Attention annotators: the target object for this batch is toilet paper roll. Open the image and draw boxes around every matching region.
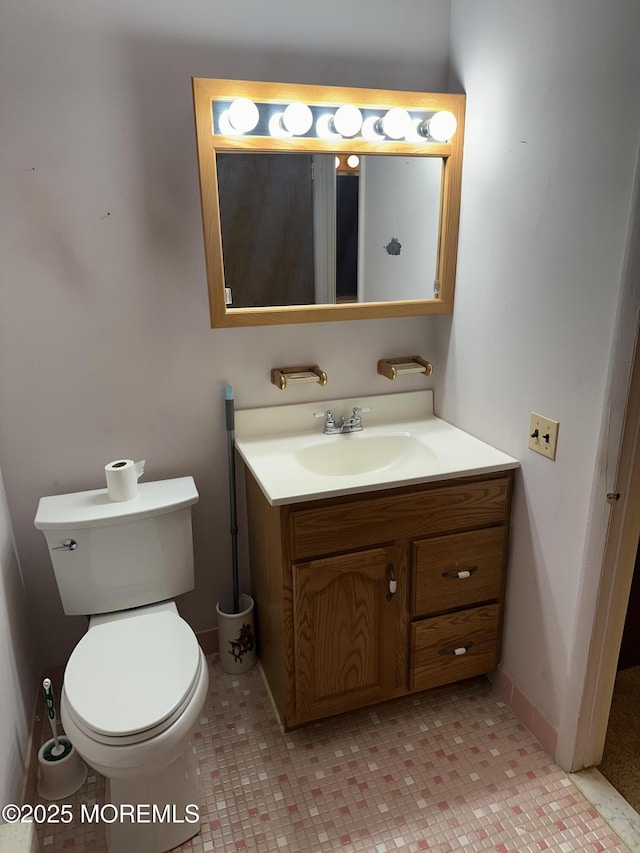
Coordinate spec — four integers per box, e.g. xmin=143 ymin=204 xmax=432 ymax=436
xmin=104 ymin=459 xmax=145 ymax=501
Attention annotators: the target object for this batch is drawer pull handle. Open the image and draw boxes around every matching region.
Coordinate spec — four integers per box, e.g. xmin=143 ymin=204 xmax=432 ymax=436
xmin=386 ymin=564 xmax=397 ymax=601
xmin=439 ymin=642 xmax=473 ymax=657
xmin=442 ymin=566 xmax=478 ymax=579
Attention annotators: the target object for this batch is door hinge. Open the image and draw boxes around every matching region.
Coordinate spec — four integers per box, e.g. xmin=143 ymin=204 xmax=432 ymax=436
xmin=606 ymin=491 xmax=621 ymax=504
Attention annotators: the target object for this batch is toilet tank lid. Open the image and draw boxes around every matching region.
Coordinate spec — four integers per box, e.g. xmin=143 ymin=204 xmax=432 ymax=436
xmin=34 ymin=476 xmax=199 ymax=530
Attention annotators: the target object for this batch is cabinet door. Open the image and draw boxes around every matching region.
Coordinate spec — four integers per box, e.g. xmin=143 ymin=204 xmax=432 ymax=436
xmin=293 ymin=546 xmax=405 ymax=723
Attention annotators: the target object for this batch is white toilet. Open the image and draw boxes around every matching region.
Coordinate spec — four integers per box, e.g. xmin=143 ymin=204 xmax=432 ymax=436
xmin=34 ymin=477 xmax=209 ymax=853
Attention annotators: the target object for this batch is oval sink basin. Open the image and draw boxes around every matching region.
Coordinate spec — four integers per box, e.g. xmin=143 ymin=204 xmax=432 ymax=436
xmin=294 ymin=433 xmax=436 ymax=477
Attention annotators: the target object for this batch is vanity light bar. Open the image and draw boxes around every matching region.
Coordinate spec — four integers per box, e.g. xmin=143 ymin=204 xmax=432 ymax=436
xmin=212 ymin=99 xmax=457 ymax=143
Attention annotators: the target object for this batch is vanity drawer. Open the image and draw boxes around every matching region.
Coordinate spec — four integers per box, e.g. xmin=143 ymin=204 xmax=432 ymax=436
xmin=290 ymin=476 xmax=511 ymax=560
xmin=411 ymin=604 xmax=500 ymax=691
xmin=411 ymin=527 xmax=506 ymax=617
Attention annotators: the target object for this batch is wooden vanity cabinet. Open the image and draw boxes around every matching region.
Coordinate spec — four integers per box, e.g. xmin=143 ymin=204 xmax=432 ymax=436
xmin=245 ymin=469 xmax=514 ymax=729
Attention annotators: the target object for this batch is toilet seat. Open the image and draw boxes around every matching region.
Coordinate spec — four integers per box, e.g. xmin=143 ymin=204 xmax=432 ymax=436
xmin=63 ymin=602 xmax=202 ymax=745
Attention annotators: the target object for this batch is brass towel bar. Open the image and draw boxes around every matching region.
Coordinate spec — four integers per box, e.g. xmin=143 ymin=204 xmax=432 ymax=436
xmin=377 ymin=356 xmax=433 ymax=380
xmin=271 ymin=365 xmax=328 ymax=390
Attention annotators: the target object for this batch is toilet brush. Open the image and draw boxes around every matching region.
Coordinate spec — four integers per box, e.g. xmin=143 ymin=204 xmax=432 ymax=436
xmin=42 ymin=679 xmax=67 ymax=758
xmin=38 ymin=679 xmax=87 ymax=799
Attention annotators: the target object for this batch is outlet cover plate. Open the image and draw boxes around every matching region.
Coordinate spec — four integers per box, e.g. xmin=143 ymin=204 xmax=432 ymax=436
xmin=529 ymin=412 xmax=559 ymax=460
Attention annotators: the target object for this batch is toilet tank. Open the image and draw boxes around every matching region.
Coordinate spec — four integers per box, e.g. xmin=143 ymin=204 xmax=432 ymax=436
xmin=34 ymin=477 xmax=199 ymax=616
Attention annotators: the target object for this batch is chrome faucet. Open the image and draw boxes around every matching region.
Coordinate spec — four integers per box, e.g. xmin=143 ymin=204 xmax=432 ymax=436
xmin=313 ymin=406 xmax=371 ymax=435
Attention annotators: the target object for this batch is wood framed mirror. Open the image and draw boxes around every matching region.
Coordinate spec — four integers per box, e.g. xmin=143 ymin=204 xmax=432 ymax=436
xmin=192 ymin=78 xmax=465 ymax=328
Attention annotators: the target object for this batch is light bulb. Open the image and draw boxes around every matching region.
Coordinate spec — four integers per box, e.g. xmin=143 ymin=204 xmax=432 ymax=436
xmin=362 ymin=116 xmax=384 ymax=141
xmin=225 ymin=98 xmax=259 ymax=134
xmin=377 ymin=107 xmax=411 ymax=140
xmin=281 ymin=102 xmax=313 ymax=135
xmin=346 ymin=155 xmax=360 ymax=169
xmin=421 ymin=110 xmax=457 ymax=142
xmin=268 ymin=112 xmax=289 ymax=137
xmin=405 ymin=118 xmax=424 ymax=143
xmin=332 ymin=104 xmax=363 ymax=137
xmin=316 ymin=114 xmax=341 ymax=139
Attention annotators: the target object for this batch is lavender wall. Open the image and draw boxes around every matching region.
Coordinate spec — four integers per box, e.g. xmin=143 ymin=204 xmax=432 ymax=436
xmin=0 ymin=0 xmax=451 ymax=665
xmin=443 ymin=0 xmax=640 ymax=756
xmin=0 ymin=468 xmax=37 ymax=805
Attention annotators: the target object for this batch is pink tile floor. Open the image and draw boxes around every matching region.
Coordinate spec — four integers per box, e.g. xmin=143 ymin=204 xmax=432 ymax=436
xmin=34 ymin=658 xmax=629 ymax=852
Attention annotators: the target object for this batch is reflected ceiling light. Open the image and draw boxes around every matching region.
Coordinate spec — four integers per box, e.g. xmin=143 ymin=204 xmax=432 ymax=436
xmin=221 ymin=98 xmax=259 ymax=134
xmin=375 ymin=107 xmax=411 ymax=140
xmin=419 ymin=110 xmax=457 ymax=142
xmin=331 ymin=104 xmax=363 ymax=138
xmin=346 ymin=155 xmax=360 ymax=169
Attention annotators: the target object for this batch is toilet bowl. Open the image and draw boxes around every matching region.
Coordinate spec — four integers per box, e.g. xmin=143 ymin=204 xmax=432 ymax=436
xmin=34 ymin=476 xmax=208 ymax=853
xmin=60 ymin=602 xmax=209 ymax=853
xmin=60 ymin=601 xmax=208 ymax=776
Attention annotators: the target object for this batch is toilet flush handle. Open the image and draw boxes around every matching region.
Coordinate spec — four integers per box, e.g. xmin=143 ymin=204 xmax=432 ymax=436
xmin=51 ymin=539 xmax=77 ymax=551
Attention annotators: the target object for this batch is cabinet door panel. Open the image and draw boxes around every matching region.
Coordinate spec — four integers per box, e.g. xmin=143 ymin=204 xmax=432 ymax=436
xmin=412 ymin=527 xmax=506 ymax=617
xmin=293 ymin=547 xmax=404 ymax=723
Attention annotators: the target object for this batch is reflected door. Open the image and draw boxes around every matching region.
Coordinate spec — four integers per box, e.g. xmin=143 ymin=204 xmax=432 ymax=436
xmin=216 ymin=153 xmax=316 ymax=308
xmin=358 ymin=157 xmax=443 ymax=302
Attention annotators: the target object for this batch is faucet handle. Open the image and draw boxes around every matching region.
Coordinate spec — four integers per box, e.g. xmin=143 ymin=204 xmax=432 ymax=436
xmin=313 ymin=409 xmax=336 ymax=427
xmin=313 ymin=409 xmax=339 ymax=433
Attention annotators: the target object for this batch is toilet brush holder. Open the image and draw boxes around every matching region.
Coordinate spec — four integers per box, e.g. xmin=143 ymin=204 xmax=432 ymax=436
xmin=216 ymin=594 xmax=256 ymax=674
xmin=37 ymin=737 xmax=87 ymax=801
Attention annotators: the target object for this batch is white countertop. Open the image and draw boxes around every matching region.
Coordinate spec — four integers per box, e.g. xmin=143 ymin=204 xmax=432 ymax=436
xmin=234 ymin=390 xmax=519 ymax=506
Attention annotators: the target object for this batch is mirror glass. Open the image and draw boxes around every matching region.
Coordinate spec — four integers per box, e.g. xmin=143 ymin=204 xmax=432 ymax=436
xmin=192 ymin=78 xmax=465 ymax=327
xmin=216 ymin=152 xmax=443 ymax=309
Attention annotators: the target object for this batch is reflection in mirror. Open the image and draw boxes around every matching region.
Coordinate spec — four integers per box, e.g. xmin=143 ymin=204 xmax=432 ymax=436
xmin=216 ymin=153 xmax=443 ymax=309
xmin=216 ymin=153 xmax=315 ymax=308
xmin=192 ymin=78 xmax=466 ymax=327
xmin=357 ymin=156 xmax=442 ymax=304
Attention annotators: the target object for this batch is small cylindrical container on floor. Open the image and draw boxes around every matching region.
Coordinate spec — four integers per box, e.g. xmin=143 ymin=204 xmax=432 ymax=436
xmin=216 ymin=594 xmax=256 ymax=674
xmin=37 ymin=737 xmax=87 ymax=801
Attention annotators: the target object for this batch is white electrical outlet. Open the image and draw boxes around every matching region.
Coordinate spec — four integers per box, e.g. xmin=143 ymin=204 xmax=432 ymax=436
xmin=529 ymin=412 xmax=559 ymax=460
